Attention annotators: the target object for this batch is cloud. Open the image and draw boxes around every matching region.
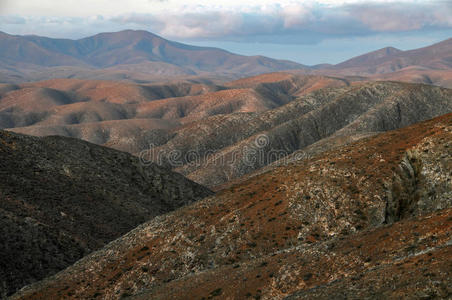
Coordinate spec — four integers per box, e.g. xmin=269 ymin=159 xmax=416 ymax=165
xmin=107 ymin=1 xmax=452 ymax=42
xmin=0 ymin=1 xmax=450 ymax=44
xmin=347 ymin=1 xmax=452 ymax=32
xmin=109 ymin=3 xmax=346 ymax=41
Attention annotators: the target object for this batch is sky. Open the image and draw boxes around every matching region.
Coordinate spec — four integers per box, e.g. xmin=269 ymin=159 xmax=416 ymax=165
xmin=0 ymin=0 xmax=451 ymax=65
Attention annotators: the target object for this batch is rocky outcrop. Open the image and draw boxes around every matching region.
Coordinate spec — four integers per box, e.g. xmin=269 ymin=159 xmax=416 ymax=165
xmin=385 ymin=132 xmax=452 ymax=223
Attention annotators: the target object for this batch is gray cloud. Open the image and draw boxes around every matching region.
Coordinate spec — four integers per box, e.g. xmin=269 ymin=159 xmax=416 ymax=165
xmin=107 ymin=1 xmax=451 ymax=43
xmin=347 ymin=2 xmax=452 ymax=32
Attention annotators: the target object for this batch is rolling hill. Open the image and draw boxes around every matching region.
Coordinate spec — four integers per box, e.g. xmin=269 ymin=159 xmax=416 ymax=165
xmin=368 ymin=67 xmax=452 ymax=89
xmin=1 ymin=31 xmax=451 ymax=300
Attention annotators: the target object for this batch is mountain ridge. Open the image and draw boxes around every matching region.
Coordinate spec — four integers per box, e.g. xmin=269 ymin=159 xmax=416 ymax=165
xmin=1 ymin=31 xmax=451 ymax=84
xmin=0 ymin=30 xmax=305 ymax=82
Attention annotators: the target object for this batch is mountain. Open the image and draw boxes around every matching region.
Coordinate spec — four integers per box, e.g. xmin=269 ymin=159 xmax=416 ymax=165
xmin=4 ymin=78 xmax=451 ymax=189
xmin=0 ymin=30 xmax=305 ymax=83
xmin=1 ymin=33 xmax=451 ymax=299
xmin=146 ymin=81 xmax=452 ymax=188
xmin=328 ymin=38 xmax=452 ymax=75
xmin=1 ymin=33 xmax=451 ymax=86
xmin=333 ymin=46 xmax=403 ymax=70
xmin=2 ymin=32 xmax=451 ymax=88
xmin=12 ymin=112 xmax=452 ymax=299
xmin=0 ymin=130 xmax=212 ymax=297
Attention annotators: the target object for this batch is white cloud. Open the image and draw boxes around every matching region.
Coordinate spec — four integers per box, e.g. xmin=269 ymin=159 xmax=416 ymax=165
xmin=281 ymin=3 xmax=315 ymax=29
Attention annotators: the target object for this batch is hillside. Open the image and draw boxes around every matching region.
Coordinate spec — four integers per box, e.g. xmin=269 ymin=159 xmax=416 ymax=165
xmin=5 ymin=80 xmax=452 ymax=189
xmin=149 ymin=81 xmax=452 ymax=188
xmin=0 ymin=130 xmax=212 ymax=297
xmin=0 ymin=30 xmax=304 ymax=83
xmin=12 ymin=112 xmax=452 ymax=299
xmin=3 ymin=74 xmax=349 ymax=154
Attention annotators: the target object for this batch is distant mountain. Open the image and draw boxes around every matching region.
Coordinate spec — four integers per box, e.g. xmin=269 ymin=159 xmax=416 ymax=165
xmin=0 ymin=130 xmax=212 ymax=297
xmin=1 ymin=32 xmax=451 ymax=85
xmin=329 ymin=38 xmax=452 ymax=75
xmin=12 ymin=112 xmax=452 ymax=300
xmin=0 ymin=30 xmax=305 ymax=83
xmin=334 ymin=46 xmax=403 ymax=69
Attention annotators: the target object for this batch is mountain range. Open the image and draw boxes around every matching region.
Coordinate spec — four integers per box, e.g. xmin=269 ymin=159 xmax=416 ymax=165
xmin=0 ymin=30 xmax=451 ymax=85
xmin=0 ymin=74 xmax=348 ymax=153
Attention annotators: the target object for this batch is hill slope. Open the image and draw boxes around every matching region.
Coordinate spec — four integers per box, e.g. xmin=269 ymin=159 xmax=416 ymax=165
xmin=0 ymin=130 xmax=212 ymax=297
xmin=6 ymin=80 xmax=452 ymax=189
xmin=12 ymin=113 xmax=452 ymax=299
xmin=3 ymin=74 xmax=348 ymax=154
xmin=148 ymin=81 xmax=452 ymax=188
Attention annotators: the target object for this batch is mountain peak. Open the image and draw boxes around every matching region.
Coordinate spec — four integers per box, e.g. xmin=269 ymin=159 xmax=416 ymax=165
xmin=80 ymin=29 xmax=166 ymax=45
xmin=89 ymin=29 xmax=162 ymax=39
xmin=379 ymin=46 xmax=402 ymax=54
xmin=335 ymin=46 xmax=403 ymax=68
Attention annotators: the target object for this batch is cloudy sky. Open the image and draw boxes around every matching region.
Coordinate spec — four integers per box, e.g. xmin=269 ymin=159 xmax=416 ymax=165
xmin=0 ymin=0 xmax=451 ymax=64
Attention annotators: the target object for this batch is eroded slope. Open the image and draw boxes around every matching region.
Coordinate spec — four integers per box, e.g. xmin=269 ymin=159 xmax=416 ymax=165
xmin=151 ymin=82 xmax=452 ymax=188
xmin=4 ymin=74 xmax=347 ymax=155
